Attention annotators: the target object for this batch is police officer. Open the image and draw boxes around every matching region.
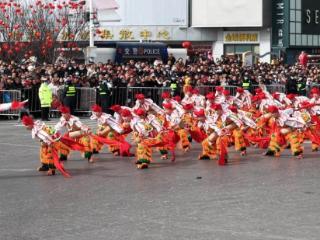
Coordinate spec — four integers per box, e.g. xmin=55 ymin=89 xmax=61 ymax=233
xmin=62 ymin=77 xmax=76 ymax=115
xmin=97 ymin=74 xmax=112 ymax=113
xmin=38 ymin=76 xmax=52 ymax=121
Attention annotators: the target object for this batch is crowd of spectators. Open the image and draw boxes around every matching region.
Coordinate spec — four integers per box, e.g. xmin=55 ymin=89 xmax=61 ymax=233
xmin=0 ymin=52 xmax=319 ymax=94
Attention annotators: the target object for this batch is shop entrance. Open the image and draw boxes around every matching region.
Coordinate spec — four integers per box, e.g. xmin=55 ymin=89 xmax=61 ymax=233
xmin=224 ymin=44 xmax=259 ymax=61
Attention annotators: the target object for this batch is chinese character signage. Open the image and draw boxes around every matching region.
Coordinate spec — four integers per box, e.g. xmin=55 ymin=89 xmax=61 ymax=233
xmin=223 ymin=32 xmax=260 ymax=44
xmin=115 ymin=42 xmax=168 ymax=63
xmin=119 ymin=29 xmax=134 ymax=40
xmin=272 ymin=0 xmax=289 ymax=48
xmin=95 ymin=27 xmax=173 ymax=41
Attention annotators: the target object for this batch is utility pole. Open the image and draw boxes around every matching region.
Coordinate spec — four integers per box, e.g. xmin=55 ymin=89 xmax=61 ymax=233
xmin=89 ymin=0 xmax=94 ymax=47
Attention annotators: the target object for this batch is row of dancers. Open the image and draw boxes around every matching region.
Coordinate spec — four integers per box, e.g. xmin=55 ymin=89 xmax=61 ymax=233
xmin=6 ymin=85 xmax=320 ymax=177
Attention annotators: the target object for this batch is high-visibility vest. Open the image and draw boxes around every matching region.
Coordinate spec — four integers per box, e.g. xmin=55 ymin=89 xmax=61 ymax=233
xmin=242 ymin=81 xmax=250 ymax=89
xmin=297 ymin=83 xmax=302 ymax=90
xmin=98 ymin=85 xmax=107 ymax=95
xmin=38 ymin=83 xmax=52 ymax=107
xmin=170 ymin=83 xmax=177 ymax=90
xmin=66 ymin=86 xmax=76 ymax=97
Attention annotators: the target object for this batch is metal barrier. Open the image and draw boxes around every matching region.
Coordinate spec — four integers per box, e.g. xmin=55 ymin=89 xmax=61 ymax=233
xmin=110 ymin=87 xmax=127 ymax=106
xmin=252 ymin=84 xmax=286 ymax=94
xmin=0 ymin=90 xmax=21 ymax=118
xmin=75 ymin=87 xmax=96 ymax=113
xmin=198 ymin=85 xmax=287 ymax=96
xmin=197 ymin=85 xmax=240 ymax=96
xmin=21 ymin=88 xmax=41 ymax=114
xmin=0 ymin=85 xmax=290 ymax=118
xmin=126 ymin=87 xmax=171 ymax=106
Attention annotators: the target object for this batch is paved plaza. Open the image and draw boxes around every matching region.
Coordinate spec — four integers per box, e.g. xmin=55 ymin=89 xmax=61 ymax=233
xmin=0 ymin=119 xmax=319 ymax=240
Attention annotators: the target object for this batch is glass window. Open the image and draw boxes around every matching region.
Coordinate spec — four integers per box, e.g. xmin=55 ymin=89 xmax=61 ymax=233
xmin=235 ymin=45 xmax=252 ymax=54
xmin=253 ymin=45 xmax=260 ymax=54
xmin=302 ymin=34 xmax=307 ymax=45
xmin=290 ymin=10 xmax=295 ymax=21
xmin=296 ymin=34 xmax=302 ymax=45
xmin=290 ymin=22 xmax=296 ymax=33
xmin=290 ymin=0 xmax=295 ymax=9
xmin=296 ymin=11 xmax=301 ymax=22
xmin=308 ymin=35 xmax=313 ymax=46
xmin=224 ymin=45 xmax=235 ymax=55
xmin=296 ymin=23 xmax=301 ymax=33
xmin=296 ymin=0 xmax=301 ymax=10
xmin=313 ymin=35 xmax=318 ymax=46
xmin=290 ymin=34 xmax=296 ymax=45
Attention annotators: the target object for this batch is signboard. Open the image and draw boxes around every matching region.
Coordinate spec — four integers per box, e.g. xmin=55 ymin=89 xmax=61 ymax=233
xmin=302 ymin=0 xmax=320 ymax=34
xmin=272 ymin=0 xmax=289 ymax=48
xmin=95 ymin=26 xmax=216 ymax=41
xmin=223 ymin=32 xmax=260 ymax=44
xmin=115 ymin=42 xmax=168 ymax=63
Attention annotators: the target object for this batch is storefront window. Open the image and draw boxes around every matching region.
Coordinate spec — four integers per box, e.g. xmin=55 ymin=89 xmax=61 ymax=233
xmin=224 ymin=44 xmax=259 ymax=55
xmin=225 ymin=45 xmax=235 ymax=55
xmin=253 ymin=45 xmax=260 ymax=54
xmin=235 ymin=45 xmax=252 ymax=54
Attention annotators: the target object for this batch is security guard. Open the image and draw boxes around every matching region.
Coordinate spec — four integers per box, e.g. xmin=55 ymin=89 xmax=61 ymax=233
xmin=296 ymin=76 xmax=306 ymax=96
xmin=242 ymin=75 xmax=251 ymax=91
xmin=38 ymin=76 xmax=52 ymax=121
xmin=62 ymin=78 xmax=77 ymax=115
xmin=170 ymin=75 xmax=179 ymax=97
xmin=97 ymin=74 xmax=112 ymax=113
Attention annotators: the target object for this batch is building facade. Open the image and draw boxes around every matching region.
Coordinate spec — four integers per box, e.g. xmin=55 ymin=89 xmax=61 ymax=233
xmin=272 ymin=0 xmax=320 ymax=64
xmin=94 ymin=0 xmax=273 ymax=62
xmin=191 ymin=0 xmax=272 ymax=62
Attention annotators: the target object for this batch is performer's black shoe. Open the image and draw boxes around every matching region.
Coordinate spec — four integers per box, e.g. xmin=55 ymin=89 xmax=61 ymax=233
xmin=59 ymin=155 xmax=68 ymax=161
xmin=93 ymin=149 xmax=100 ymax=154
xmin=37 ymin=165 xmax=49 ymax=172
xmin=198 ymin=155 xmax=210 ymax=160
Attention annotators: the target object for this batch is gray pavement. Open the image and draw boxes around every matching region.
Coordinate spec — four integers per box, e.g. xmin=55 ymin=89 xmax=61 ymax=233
xmin=0 ymin=119 xmax=320 ymax=240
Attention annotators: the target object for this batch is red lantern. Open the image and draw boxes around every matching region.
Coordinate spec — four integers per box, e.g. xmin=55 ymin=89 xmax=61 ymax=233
xmin=182 ymin=41 xmax=192 ymax=49
xmin=8 ymin=49 xmax=13 ymax=55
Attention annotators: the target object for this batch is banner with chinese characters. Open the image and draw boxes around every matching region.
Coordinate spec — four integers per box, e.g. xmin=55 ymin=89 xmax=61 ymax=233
xmin=223 ymin=31 xmax=260 ymax=44
xmin=94 ymin=26 xmax=215 ymax=41
xmin=95 ymin=27 xmax=172 ymax=41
